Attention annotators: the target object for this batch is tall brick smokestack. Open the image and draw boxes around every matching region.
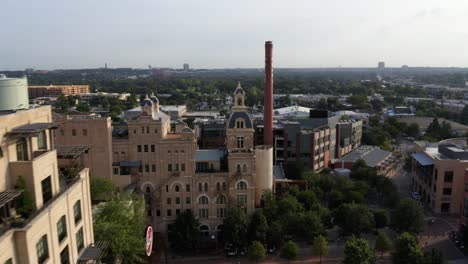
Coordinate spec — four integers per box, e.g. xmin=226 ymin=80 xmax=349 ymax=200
xmin=264 ymin=41 xmax=274 ymax=146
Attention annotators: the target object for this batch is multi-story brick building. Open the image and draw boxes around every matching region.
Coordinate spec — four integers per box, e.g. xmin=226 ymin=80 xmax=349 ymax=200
xmin=0 ymin=105 xmax=94 ymax=264
xmin=29 ymin=85 xmax=90 ymax=98
xmin=110 ymin=85 xmax=273 ymax=236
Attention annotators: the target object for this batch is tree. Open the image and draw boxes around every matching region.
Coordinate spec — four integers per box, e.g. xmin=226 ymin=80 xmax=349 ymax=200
xmin=169 ymin=210 xmax=200 ymax=251
xmin=375 ymin=232 xmax=392 ymax=258
xmin=16 ymin=176 xmax=34 ymax=216
xmin=421 ymin=248 xmax=446 ymax=264
xmin=281 ymin=240 xmax=298 ymax=261
xmin=405 ymin=123 xmax=420 ymax=138
xmin=391 ymin=232 xmax=423 ymax=264
xmin=223 ymin=208 xmax=248 ymax=247
xmin=248 ymin=241 xmax=266 ymax=262
xmin=343 ymin=236 xmax=375 ymax=264
xmin=267 ymin=220 xmax=284 ymax=248
xmin=94 ymin=195 xmax=146 ymax=263
xmin=302 ymin=211 xmax=325 ymax=242
xmin=312 ymin=235 xmax=328 ymax=264
xmin=76 ymin=103 xmax=90 ymax=112
xmin=333 ymin=203 xmax=374 ymax=235
xmin=394 ymin=199 xmax=424 ymax=233
xmin=373 ymin=210 xmax=388 ymax=228
xmin=248 ymin=210 xmax=269 ymax=243
xmin=90 ymin=177 xmax=115 ymax=202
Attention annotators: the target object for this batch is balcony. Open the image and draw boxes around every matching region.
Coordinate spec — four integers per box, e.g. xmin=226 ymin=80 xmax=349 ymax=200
xmin=9 ymin=149 xmax=57 ymax=178
xmin=0 ymin=169 xmax=83 ymax=237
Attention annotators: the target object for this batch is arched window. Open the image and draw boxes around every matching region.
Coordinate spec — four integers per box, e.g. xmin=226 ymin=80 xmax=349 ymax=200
xmin=237 ymin=181 xmax=247 ymax=190
xmin=204 ymin=183 xmax=209 ymax=192
xmin=242 ymin=164 xmax=247 ymax=172
xmin=175 ymin=185 xmax=180 ymax=192
xmin=237 ymin=97 xmax=242 ymax=106
xmin=200 ymin=225 xmax=209 ymax=237
xmin=216 ymin=182 xmax=221 ymax=192
xmin=145 ymin=186 xmax=151 ymax=193
xmin=236 ymin=164 xmax=241 ymax=173
xmin=199 ymin=196 xmax=209 ymax=205
xmin=198 ymin=183 xmax=202 ymax=192
xmin=222 ymin=182 xmax=227 ymax=191
xmin=216 ymin=195 xmax=226 ymax=204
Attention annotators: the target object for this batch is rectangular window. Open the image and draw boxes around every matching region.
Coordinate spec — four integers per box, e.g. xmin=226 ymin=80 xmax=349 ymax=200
xmin=60 ymin=245 xmax=69 ymax=264
xmin=199 ymin=208 xmax=209 ymax=218
xmin=155 ymin=129 xmax=158 ymax=134
xmin=137 ymin=145 xmax=142 ymax=152
xmin=176 ymin=209 xmax=180 ymax=215
xmin=152 ymin=165 xmax=156 ymax=172
xmin=57 ymin=215 xmax=67 ymax=243
xmin=147 ymin=210 xmax=152 ymax=217
xmin=151 ymin=145 xmax=155 ymax=152
xmin=237 ymin=136 xmax=244 ymax=148
xmin=168 ymin=164 xmax=172 ymax=172
xmin=145 ymin=164 xmax=149 ymax=172
xmin=186 ymin=184 xmax=190 ymax=192
xmin=113 ymin=167 xmax=119 ymax=175
xmin=186 ymin=197 xmax=191 ymax=204
xmin=141 ymin=126 xmax=145 ymax=134
xmin=36 ymin=235 xmax=49 ymax=264
xmin=83 ymin=129 xmax=87 ymax=136
xmin=16 ymin=138 xmax=28 ymax=161
xmin=444 ymin=171 xmax=454 ymax=182
xmin=72 ymin=129 xmax=76 ymax=136
xmin=146 ymin=126 xmax=149 ymax=134
xmin=76 ymin=228 xmax=84 ymax=253
xmin=156 ymin=209 xmax=161 ymax=216
xmin=74 ymin=200 xmax=82 ymax=225
xmin=167 ymin=198 xmax=171 ymax=205
xmin=167 ymin=209 xmax=172 ymax=217
xmin=38 ymin=131 xmax=47 ymax=150
xmin=175 ymin=164 xmax=179 ymax=171
xmin=237 ymin=194 xmax=247 ymax=206
xmin=144 ymin=145 xmax=148 ymax=152
xmin=443 ymin=188 xmax=452 ymax=195
xmin=133 ymin=129 xmax=137 ymax=134
xmin=41 ymin=176 xmax=52 ymax=204
xmin=181 ymin=163 xmax=185 ymax=172
xmin=60 ymin=129 xmax=65 ymax=136
xmin=217 ymin=208 xmax=225 ymax=218
xmin=175 ymin=197 xmax=180 ymax=204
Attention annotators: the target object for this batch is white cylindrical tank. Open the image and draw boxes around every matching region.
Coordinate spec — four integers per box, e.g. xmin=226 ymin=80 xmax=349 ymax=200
xmin=334 ymin=168 xmax=351 ymax=177
xmin=255 ymin=145 xmax=273 ymax=206
xmin=0 ymin=75 xmax=29 ymax=111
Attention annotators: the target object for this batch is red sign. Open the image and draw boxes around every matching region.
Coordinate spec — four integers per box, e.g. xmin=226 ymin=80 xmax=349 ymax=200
xmin=146 ymin=226 xmax=153 ymax=256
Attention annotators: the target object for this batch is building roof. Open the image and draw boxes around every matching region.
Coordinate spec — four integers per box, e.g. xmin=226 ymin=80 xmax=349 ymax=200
xmin=56 ymin=145 xmax=91 ymax=159
xmin=160 ymin=105 xmax=186 ymax=112
xmin=195 ymin=149 xmax=225 ymax=161
xmin=339 ymin=145 xmax=392 ymax=167
xmin=274 ymin=105 xmax=311 ymax=117
xmin=0 ymin=189 xmax=23 ymax=208
xmin=228 ymin=111 xmax=253 ymax=129
xmin=5 ymin=122 xmax=57 ymax=137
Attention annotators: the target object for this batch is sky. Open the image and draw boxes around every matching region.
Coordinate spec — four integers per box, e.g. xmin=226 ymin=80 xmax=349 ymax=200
xmin=1 ymin=0 xmax=468 ymax=70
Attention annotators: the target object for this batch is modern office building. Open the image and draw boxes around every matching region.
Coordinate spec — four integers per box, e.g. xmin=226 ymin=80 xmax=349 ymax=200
xmin=0 ymin=76 xmax=94 ymax=264
xmin=29 ymin=85 xmax=90 ymax=98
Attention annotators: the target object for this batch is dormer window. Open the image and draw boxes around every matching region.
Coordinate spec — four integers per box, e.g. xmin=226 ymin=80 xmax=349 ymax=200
xmin=236 ymin=118 xmax=245 ymax=129
xmin=237 ymin=97 xmax=243 ymax=106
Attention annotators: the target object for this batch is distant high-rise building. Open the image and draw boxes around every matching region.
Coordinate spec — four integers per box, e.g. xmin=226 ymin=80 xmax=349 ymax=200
xmin=183 ymin=63 xmax=189 ymax=71
xmin=378 ymin=61 xmax=385 ymax=71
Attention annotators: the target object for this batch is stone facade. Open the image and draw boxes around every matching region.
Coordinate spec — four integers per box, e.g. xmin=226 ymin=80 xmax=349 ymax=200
xmin=0 ymin=106 xmax=94 ymax=264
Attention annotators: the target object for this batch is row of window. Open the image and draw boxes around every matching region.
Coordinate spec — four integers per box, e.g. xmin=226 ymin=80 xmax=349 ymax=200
xmin=36 ymin=200 xmax=82 ymax=264
xmin=145 ymin=181 xmax=247 ymax=195
xmin=136 ymin=144 xmax=186 ymax=154
xmin=60 ymin=129 xmax=87 ymax=137
xmin=16 ymin=132 xmax=48 ymax=161
xmin=164 ymin=195 xmax=228 ymax=206
xmin=153 ymin=203 xmax=242 ymax=219
xmin=133 ymin=126 xmax=158 ymax=135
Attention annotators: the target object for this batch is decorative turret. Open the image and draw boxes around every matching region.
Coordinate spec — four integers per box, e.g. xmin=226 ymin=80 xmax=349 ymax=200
xmin=140 ymin=94 xmax=154 ymax=115
xmin=149 ymin=92 xmax=160 ymax=113
xmin=232 ymin=82 xmax=247 ymax=111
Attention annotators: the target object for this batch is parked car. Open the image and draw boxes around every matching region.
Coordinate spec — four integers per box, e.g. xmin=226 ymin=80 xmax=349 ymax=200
xmin=224 ymin=243 xmax=237 ymax=257
xmin=266 ymin=244 xmax=277 ymax=254
xmin=411 ymin=192 xmax=421 ymax=200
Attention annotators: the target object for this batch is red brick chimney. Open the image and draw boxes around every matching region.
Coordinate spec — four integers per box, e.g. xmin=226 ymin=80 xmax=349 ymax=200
xmin=264 ymin=41 xmax=274 ymax=146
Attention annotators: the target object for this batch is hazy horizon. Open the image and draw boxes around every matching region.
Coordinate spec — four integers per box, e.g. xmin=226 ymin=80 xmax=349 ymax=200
xmin=2 ymin=0 xmax=468 ymax=71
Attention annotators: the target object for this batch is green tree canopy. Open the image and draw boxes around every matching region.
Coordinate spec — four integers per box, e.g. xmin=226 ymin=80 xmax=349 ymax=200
xmin=90 ymin=177 xmax=115 ymax=202
xmin=281 ymin=240 xmax=299 ymax=261
xmin=312 ymin=235 xmax=328 ymax=264
xmin=223 ymin=208 xmax=248 ymax=247
xmin=94 ymin=196 xmax=146 ymax=263
xmin=391 ymin=232 xmax=423 ymax=264
xmin=343 ymin=236 xmax=375 ymax=264
xmin=169 ymin=210 xmax=200 ymax=251
xmin=394 ymin=199 xmax=424 ymax=233
xmin=248 ymin=210 xmax=269 ymax=243
xmin=248 ymin=241 xmax=266 ymax=262
xmin=333 ymin=203 xmax=374 ymax=236
xmin=375 ymin=232 xmax=392 ymax=258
